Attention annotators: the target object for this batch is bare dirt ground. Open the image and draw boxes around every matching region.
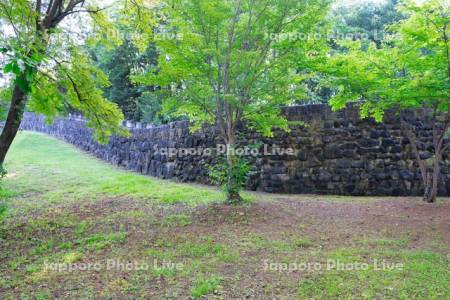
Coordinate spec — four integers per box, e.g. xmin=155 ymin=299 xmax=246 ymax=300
xmin=2 ymin=193 xmax=448 ymax=299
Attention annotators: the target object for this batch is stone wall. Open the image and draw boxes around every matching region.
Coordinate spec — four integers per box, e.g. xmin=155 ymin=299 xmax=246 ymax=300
xmin=20 ymin=105 xmax=450 ymax=196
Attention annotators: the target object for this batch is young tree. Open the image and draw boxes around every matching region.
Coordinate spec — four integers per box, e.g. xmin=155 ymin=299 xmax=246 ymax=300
xmin=134 ymin=0 xmax=330 ymax=203
xmin=324 ymin=1 xmax=449 ymax=202
xmin=0 ymin=0 xmax=127 ymax=167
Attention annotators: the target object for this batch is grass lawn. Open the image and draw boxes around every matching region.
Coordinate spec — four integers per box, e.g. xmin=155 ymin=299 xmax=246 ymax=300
xmin=0 ymin=131 xmax=449 ymax=299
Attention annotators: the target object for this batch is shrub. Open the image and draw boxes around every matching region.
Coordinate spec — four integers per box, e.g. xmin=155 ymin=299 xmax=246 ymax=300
xmin=208 ymin=156 xmax=250 ymax=198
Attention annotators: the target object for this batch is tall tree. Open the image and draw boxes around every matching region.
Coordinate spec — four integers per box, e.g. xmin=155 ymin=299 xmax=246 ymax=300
xmin=134 ymin=0 xmax=330 ymax=203
xmin=324 ymin=0 xmax=450 ymax=202
xmin=89 ymin=38 xmax=167 ymax=123
xmin=0 ymin=0 xmax=127 ymax=167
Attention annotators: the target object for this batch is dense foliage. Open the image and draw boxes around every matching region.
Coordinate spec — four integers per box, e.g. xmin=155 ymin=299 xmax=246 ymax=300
xmin=296 ymin=0 xmax=405 ymax=105
xmin=324 ymin=0 xmax=449 ymax=202
xmin=331 ymin=0 xmax=403 ymax=47
xmin=89 ymin=38 xmax=171 ymax=124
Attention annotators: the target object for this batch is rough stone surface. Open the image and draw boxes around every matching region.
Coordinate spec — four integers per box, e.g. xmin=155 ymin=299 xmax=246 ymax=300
xmin=19 ymin=104 xmax=450 ymax=196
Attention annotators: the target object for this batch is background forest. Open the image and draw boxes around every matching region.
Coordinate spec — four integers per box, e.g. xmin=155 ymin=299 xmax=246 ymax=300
xmin=0 ymin=0 xmax=402 ymax=124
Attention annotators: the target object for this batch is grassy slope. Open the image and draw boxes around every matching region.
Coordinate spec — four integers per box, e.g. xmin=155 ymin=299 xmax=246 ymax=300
xmin=2 ymin=132 xmax=226 ymax=210
xmin=0 ymin=132 xmax=448 ymax=299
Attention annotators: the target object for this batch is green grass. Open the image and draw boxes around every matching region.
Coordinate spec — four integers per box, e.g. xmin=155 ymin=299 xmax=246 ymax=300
xmin=190 ymin=274 xmax=221 ymax=298
xmin=147 ymin=235 xmax=240 ymax=264
xmin=1 ymin=132 xmax=225 ymax=208
xmin=161 ymin=213 xmax=192 ymax=227
xmin=0 ymin=187 xmax=15 ymax=199
xmin=361 ymin=237 xmax=409 ymax=247
xmin=0 ymin=200 xmax=7 ymax=221
xmin=75 ymin=232 xmax=127 ymax=251
xmin=292 ymin=237 xmax=314 ymax=248
xmin=298 ymin=249 xmax=450 ymax=299
xmin=0 ymin=131 xmax=448 ymax=299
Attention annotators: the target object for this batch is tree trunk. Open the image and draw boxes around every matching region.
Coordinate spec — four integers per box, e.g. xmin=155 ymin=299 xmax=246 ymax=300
xmin=401 ymin=117 xmax=445 ymax=204
xmin=423 ymin=158 xmax=440 ymax=203
xmin=0 ymin=85 xmax=28 ymax=166
xmin=225 ymin=135 xmax=243 ymax=205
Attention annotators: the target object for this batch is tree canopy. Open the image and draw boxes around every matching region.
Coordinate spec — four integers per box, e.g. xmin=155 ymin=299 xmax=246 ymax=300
xmin=132 ymin=0 xmax=330 ymax=202
xmin=324 ymin=0 xmax=449 ymax=202
xmin=331 ymin=0 xmax=403 ymax=47
xmin=0 ymin=0 xmax=127 ymax=143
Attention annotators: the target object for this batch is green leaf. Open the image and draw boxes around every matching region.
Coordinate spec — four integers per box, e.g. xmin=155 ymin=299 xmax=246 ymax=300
xmin=15 ymin=76 xmax=31 ymax=93
xmin=25 ymin=68 xmax=34 ymax=82
xmin=3 ymin=62 xmax=13 ymax=73
xmin=3 ymin=61 xmax=21 ymax=75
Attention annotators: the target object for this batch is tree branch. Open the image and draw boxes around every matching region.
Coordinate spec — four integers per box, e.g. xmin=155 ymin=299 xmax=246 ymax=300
xmin=0 ymin=2 xmax=20 ymax=37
